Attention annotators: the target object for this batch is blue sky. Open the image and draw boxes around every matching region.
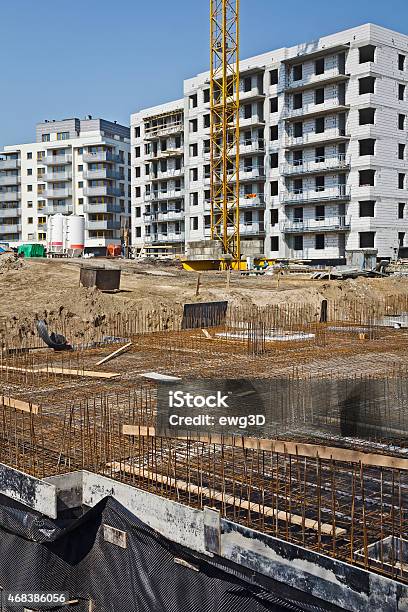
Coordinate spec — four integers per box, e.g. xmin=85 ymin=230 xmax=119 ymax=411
xmin=1 ymin=0 xmax=408 ymax=148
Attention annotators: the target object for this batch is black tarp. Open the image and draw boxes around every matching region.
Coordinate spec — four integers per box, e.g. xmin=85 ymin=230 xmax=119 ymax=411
xmin=0 ymin=493 xmax=338 ymax=612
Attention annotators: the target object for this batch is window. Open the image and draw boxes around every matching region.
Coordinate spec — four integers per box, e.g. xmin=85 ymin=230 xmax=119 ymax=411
xmin=293 ymin=93 xmax=302 ymax=109
xmin=190 ymin=216 xmax=199 ymax=231
xmin=270 ymin=125 xmax=278 ymax=140
xmin=145 ymin=164 xmax=149 ymax=175
xmin=315 ymin=205 xmax=325 ymax=220
xmin=190 ymin=168 xmax=198 ymax=181
xmin=270 ymin=69 xmax=278 ymax=85
xmin=270 ymin=209 xmax=278 ymax=225
xmin=189 ymin=119 xmax=198 ymax=132
xmin=78 ymin=164 xmax=83 ymax=171
xmin=27 ymin=168 xmax=32 ymax=176
xmin=270 ymin=97 xmax=278 ymax=113
xmin=294 ymin=179 xmax=303 ymax=193
xmin=135 ymin=186 xmax=141 ymax=198
xmin=293 ymin=150 xmax=303 ymax=165
xmin=293 ymin=64 xmax=302 ymax=81
xmin=270 ymin=236 xmax=279 ymax=251
xmin=359 ymin=45 xmax=376 ymax=63
xmin=78 ymin=181 xmax=83 ymax=188
xmin=399 ymin=54 xmax=406 ymax=71
xmin=203 ymin=89 xmax=210 ymax=103
xmin=203 ymin=114 xmax=210 ymax=128
xmin=359 ymin=201 xmax=375 ymax=217
xmin=244 ymin=76 xmax=252 ymax=92
xmin=42 ymin=134 xmax=50 ymax=142
xmin=244 ymin=211 xmax=253 ymax=224
xmin=315 ymin=58 xmax=325 ymax=75
xmin=399 ymin=232 xmax=405 ymax=246
xmin=359 ymin=77 xmax=375 ymax=95
xmin=270 ymin=181 xmax=278 ymax=196
xmin=27 ymin=152 xmax=32 ymax=159
xmin=315 ymin=176 xmax=325 ymax=191
xmin=294 ymin=122 xmax=303 ymax=137
xmin=315 ymin=234 xmax=325 ymax=249
xmin=27 ymin=217 xmax=33 ymax=224
xmin=135 ymin=167 xmax=141 ymax=178
xmin=190 ymin=192 xmax=199 ymax=206
xmin=135 ymin=146 xmax=141 ymax=158
xmin=359 ymin=170 xmax=375 ymax=186
xmin=399 ymin=144 xmax=406 ymax=160
xmin=315 ymin=117 xmax=325 ymax=133
xmin=399 ymin=173 xmax=406 ymax=189
xmin=359 ymin=139 xmax=375 ymax=156
xmin=27 ymin=201 xmax=33 ymax=208
xmin=315 ymin=88 xmax=324 ymax=105
xmin=134 ymin=126 xmax=141 ymax=138
xmin=244 ymin=104 xmax=252 ymax=119
xmin=135 ymin=206 xmax=141 ymax=218
xmin=359 ymin=231 xmax=375 ymax=248
xmin=270 ymin=153 xmax=278 ymax=168
xmin=189 ymin=94 xmax=198 ymax=108
xmin=135 ymin=227 xmax=142 ymax=238
xmin=57 ymin=132 xmax=69 ymax=140
xmin=399 ymin=114 xmax=406 ymax=130
xmin=190 ymin=143 xmax=198 ymax=157
xmin=294 ymin=235 xmax=303 ymax=250
xmin=359 ymin=108 xmax=376 ymax=125
xmin=78 ymin=198 xmax=83 ymax=205
xmin=399 ymin=202 xmax=405 ymax=219
xmin=27 ymin=184 xmax=32 ymax=192
xmin=399 ymin=84 xmax=406 ymax=101
xmin=315 ymin=146 xmax=325 ymax=162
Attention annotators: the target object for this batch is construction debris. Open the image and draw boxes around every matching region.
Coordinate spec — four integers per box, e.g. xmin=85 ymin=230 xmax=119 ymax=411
xmin=96 ymin=341 xmax=133 ymax=365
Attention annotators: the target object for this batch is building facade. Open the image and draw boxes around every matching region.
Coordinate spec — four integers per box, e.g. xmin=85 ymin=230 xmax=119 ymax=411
xmin=131 ymin=23 xmax=408 ymax=262
xmin=0 ymin=117 xmax=131 ymax=251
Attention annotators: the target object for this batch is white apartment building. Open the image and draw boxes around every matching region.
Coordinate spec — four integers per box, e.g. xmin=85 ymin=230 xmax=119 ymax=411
xmin=131 ymin=23 xmax=408 ymax=263
xmin=0 ymin=117 xmax=131 ymax=252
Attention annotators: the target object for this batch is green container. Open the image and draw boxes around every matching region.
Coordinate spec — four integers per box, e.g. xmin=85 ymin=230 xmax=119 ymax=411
xmin=17 ymin=244 xmax=45 ymax=258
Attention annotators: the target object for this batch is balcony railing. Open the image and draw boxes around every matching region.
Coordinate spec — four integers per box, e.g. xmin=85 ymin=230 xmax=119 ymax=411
xmin=285 ymin=65 xmax=349 ymax=91
xmin=281 ymin=185 xmax=351 ymax=204
xmin=0 ymin=191 xmax=20 ymax=202
xmin=281 ymin=155 xmax=351 ymax=176
xmin=0 ymin=206 xmax=20 ymax=218
xmin=0 ymin=174 xmax=20 ymax=186
xmin=283 ymin=100 xmax=348 ymax=121
xmin=42 ymin=171 xmax=72 ymax=182
xmin=41 ymin=187 xmax=72 ymax=199
xmin=83 ymin=203 xmax=122 ymax=214
xmin=83 ymin=151 xmax=122 ymax=164
xmin=156 ymin=232 xmax=185 ymax=242
xmin=149 ymin=168 xmax=183 ymax=180
xmin=145 ymin=147 xmax=183 ymax=160
xmin=281 ymin=216 xmax=351 ymax=233
xmin=146 ymin=189 xmax=185 ymax=201
xmin=239 ymin=194 xmax=266 ymax=208
xmin=83 ymin=186 xmax=124 ymax=197
xmin=144 ymin=123 xmax=184 ymax=140
xmin=240 ymin=222 xmax=265 ymax=236
xmin=43 ymin=153 xmax=72 ymax=165
xmin=284 ymin=128 xmax=349 ymax=148
xmin=0 ymin=223 xmax=21 ymax=234
xmin=43 ymin=203 xmax=73 ymax=215
xmin=85 ymin=220 xmax=121 ymax=231
xmin=0 ymin=159 xmax=20 ymax=170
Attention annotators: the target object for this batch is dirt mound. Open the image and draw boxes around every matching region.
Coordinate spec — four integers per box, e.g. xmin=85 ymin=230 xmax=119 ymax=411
xmin=0 ymin=252 xmax=24 ymax=273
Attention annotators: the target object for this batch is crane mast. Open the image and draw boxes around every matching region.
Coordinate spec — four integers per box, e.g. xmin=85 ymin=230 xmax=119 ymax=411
xmin=210 ymin=0 xmax=240 ymax=265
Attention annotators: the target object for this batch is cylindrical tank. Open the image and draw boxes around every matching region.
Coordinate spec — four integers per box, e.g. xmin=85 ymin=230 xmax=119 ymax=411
xmin=66 ymin=215 xmax=85 ymax=256
xmin=47 ymin=214 xmax=65 ymax=254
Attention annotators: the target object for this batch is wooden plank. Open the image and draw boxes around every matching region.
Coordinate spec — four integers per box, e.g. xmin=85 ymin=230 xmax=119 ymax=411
xmin=1 ymin=396 xmax=39 ymax=415
xmin=122 ymin=425 xmax=408 ymax=472
xmin=0 ymin=365 xmax=120 ymax=379
xmin=108 ymin=461 xmax=345 ymax=537
xmin=96 ymin=342 xmax=133 ymax=366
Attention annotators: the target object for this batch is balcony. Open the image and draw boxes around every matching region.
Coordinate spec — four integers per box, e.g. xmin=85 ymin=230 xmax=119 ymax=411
xmin=284 ymin=128 xmax=349 ymax=148
xmin=0 ymin=206 xmax=20 ymax=218
xmin=146 ymin=189 xmax=185 ymax=201
xmin=43 ymin=153 xmax=72 ymax=165
xmin=281 ymin=155 xmax=351 ymax=176
xmin=0 ymin=174 xmax=20 ymax=186
xmin=144 ymin=122 xmax=184 ymax=140
xmin=145 ymin=147 xmax=183 ymax=160
xmin=238 ymin=167 xmax=266 ymax=181
xmin=43 ymin=203 xmax=73 ymax=215
xmin=156 ymin=232 xmax=185 ymax=243
xmin=281 ymin=185 xmax=351 ymax=205
xmin=83 ymin=169 xmax=123 ymax=180
xmin=0 ymin=223 xmax=21 ymax=234
xmin=239 ymin=86 xmax=265 ymax=101
xmin=281 ymin=216 xmax=351 ymax=233
xmin=284 ymin=53 xmax=350 ymax=91
xmin=239 ymin=194 xmax=266 ymax=208
xmin=83 ymin=203 xmax=122 ymax=214
xmin=0 ymin=158 xmax=20 ymax=170
xmin=283 ymin=102 xmax=350 ymax=122
xmin=0 ymin=191 xmax=20 ymax=202
xmin=156 ymin=209 xmax=184 ymax=221
xmin=149 ymin=168 xmax=183 ymax=181
xmin=41 ymin=187 xmax=72 ymax=199
xmin=240 ymin=223 xmax=265 ymax=236
xmin=43 ymin=171 xmax=72 ymax=181
xmin=85 ymin=220 xmax=121 ymax=231
xmin=83 ymin=186 xmax=123 ymax=197
xmin=83 ymin=151 xmax=122 ymax=164
xmin=239 ymin=115 xmax=265 ymax=128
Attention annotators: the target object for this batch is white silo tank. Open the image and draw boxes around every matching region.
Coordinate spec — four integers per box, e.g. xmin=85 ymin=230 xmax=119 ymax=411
xmin=47 ymin=214 xmax=65 ymax=255
xmin=67 ymin=215 xmax=85 ymax=256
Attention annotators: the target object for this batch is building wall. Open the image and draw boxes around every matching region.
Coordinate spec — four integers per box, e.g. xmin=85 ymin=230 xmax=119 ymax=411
xmin=0 ymin=118 xmax=131 ymax=250
xmin=131 ymin=23 xmax=408 ymax=261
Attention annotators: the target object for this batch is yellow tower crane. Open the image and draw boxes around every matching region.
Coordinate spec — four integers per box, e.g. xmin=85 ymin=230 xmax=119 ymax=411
xmin=210 ymin=0 xmax=241 ymax=267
